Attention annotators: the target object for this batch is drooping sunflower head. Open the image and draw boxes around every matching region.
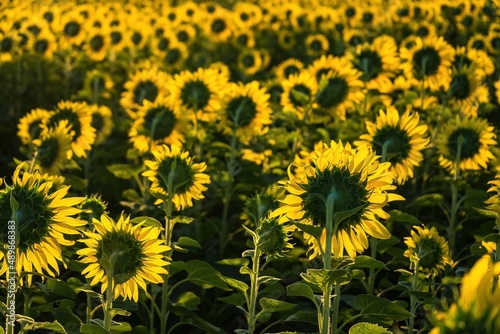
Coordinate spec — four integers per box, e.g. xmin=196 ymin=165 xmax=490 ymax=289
xmin=404 ymin=225 xmax=454 ymax=276
xmin=219 ymin=81 xmax=273 ymax=144
xmin=129 ymin=95 xmax=187 ymax=154
xmin=77 ymin=214 xmax=170 ymax=302
xmin=280 ymin=71 xmax=318 ymax=120
xmin=78 ymin=194 xmax=108 ymax=224
xmin=32 ymin=120 xmax=73 ymax=175
xmin=355 ymin=106 xmax=430 ymax=185
xmin=241 ymin=186 xmax=286 ymax=227
xmin=0 ymin=164 xmax=85 ymax=285
xmin=17 ymin=108 xmax=52 ymax=145
xmin=430 ymin=255 xmax=500 ymax=334
xmin=256 ymin=216 xmax=293 ymax=260
xmin=436 ymin=116 xmax=496 ymax=176
xmin=271 ymin=140 xmax=404 ymax=259
xmin=143 ymin=144 xmax=211 ymax=210
xmin=45 ymin=101 xmax=96 ymax=158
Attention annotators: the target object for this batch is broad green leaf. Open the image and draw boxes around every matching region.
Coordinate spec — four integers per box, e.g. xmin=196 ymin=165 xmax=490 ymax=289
xmin=352 ymin=256 xmax=389 ymax=270
xmin=258 ymin=275 xmax=281 ymax=285
xmin=483 ymin=234 xmax=500 ymax=244
xmin=470 ymin=243 xmax=488 ymax=256
xmin=107 ymin=164 xmax=143 ymax=179
xmin=222 ymin=276 xmax=249 ymax=293
xmin=171 ymin=216 xmax=194 ymax=225
xmin=63 ymin=174 xmax=87 ymax=190
xmin=9 ymin=194 xmax=18 ymax=214
xmin=259 ymin=298 xmax=296 ymax=313
xmin=122 ymin=189 xmax=140 ymax=202
xmin=286 ymin=282 xmax=317 ymax=306
xmin=290 ymin=87 xmax=310 ymax=106
xmin=473 ymin=208 xmax=499 ymax=219
xmin=442 ymin=276 xmax=462 ymax=284
xmin=45 ymin=279 xmax=76 ymax=299
xmin=22 ymin=321 xmax=68 ymax=334
xmin=110 ymin=308 xmax=131 ymax=317
xmin=387 ymin=210 xmax=421 ymax=225
xmin=349 ymin=322 xmax=392 ymax=334
xmin=81 ymin=324 xmax=111 ymax=334
xmin=333 ymin=205 xmax=364 ymax=226
xmin=130 ymin=216 xmax=162 ymax=229
xmin=176 ymin=236 xmax=201 ymax=249
xmin=168 ymin=261 xmax=186 ymax=276
xmin=185 ymin=260 xmax=231 ymax=291
xmin=355 ymin=295 xmax=412 ymax=321
xmin=174 ymin=291 xmax=201 ymax=311
xmin=284 ymin=310 xmax=319 ymax=324
xmin=301 ymin=268 xmax=351 ymax=289
xmin=294 ymin=222 xmax=323 ymax=240
xmin=217 ymin=258 xmax=250 ymax=267
xmin=114 ymin=273 xmax=135 ymax=285
xmin=218 ymin=292 xmax=246 ymax=307
xmin=31 ymin=299 xmax=75 ymax=312
xmin=408 ymin=194 xmax=444 ymax=208
xmin=110 ymin=322 xmax=132 ymax=333
xmin=242 ymin=249 xmax=255 ymax=258
xmin=170 ymin=307 xmax=224 ymax=333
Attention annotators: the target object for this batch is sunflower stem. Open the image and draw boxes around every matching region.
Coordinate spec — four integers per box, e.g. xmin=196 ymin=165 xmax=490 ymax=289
xmin=248 ymin=242 xmax=262 ymax=334
xmin=85 ymin=279 xmax=92 ymax=323
xmin=448 ymin=182 xmax=459 ymax=257
xmin=103 ymin=270 xmax=114 ymax=331
xmin=367 ymin=237 xmax=378 ymax=295
xmin=321 ymin=193 xmax=336 ymax=334
xmin=221 ymin=129 xmax=238 ymax=254
xmin=408 ymin=261 xmax=420 ymax=334
xmin=160 ymin=169 xmax=175 ymax=334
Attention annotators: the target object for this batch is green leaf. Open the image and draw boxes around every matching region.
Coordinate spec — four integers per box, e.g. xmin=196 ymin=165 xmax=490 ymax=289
xmin=483 ymin=233 xmax=500 ymax=244
xmin=22 ymin=321 xmax=68 ymax=333
xmin=408 ymin=194 xmax=444 ymax=208
xmin=176 ymin=236 xmax=201 ymax=249
xmin=45 ymin=278 xmax=76 ymax=299
xmin=217 ymin=258 xmax=250 ymax=267
xmin=290 ymin=87 xmax=310 ymax=106
xmin=110 ymin=321 xmax=132 ymax=333
xmin=174 ymin=291 xmax=201 ymax=311
xmin=349 ymin=322 xmax=392 ymax=334
xmin=258 ymin=275 xmax=281 ymax=285
xmin=387 ymin=210 xmax=421 ymax=225
xmin=107 ymin=164 xmax=143 ymax=179
xmin=333 ymin=205 xmax=364 ymax=226
xmin=470 ymin=243 xmax=489 ymax=256
xmin=284 ymin=310 xmax=319 ymax=324
xmin=63 ymin=174 xmax=88 ymax=190
xmin=9 ymin=194 xmax=18 ymax=215
xmin=30 ymin=299 xmax=75 ymax=312
xmin=185 ymin=260 xmax=231 ymax=290
xmin=222 ymin=276 xmax=249 ymax=293
xmin=286 ymin=282 xmax=318 ymax=306
xmin=218 ymin=292 xmax=246 ymax=307
xmin=171 ymin=216 xmax=194 ymax=225
xmin=441 ymin=276 xmax=462 ymax=284
xmin=110 ymin=308 xmax=131 ymax=317
xmin=169 ymin=307 xmax=224 ymax=333
xmin=81 ymin=324 xmax=111 ymax=334
xmin=352 ymin=255 xmax=389 ymax=270
xmin=256 ymin=298 xmax=296 ymax=322
xmin=294 ymin=222 xmax=323 ymax=240
xmin=473 ymin=208 xmax=499 ymax=220
xmin=301 ymin=268 xmax=351 ymax=289
xmin=114 ymin=273 xmax=135 ymax=285
xmin=355 ymin=295 xmax=412 ymax=321
xmin=130 ymin=216 xmax=162 ymax=229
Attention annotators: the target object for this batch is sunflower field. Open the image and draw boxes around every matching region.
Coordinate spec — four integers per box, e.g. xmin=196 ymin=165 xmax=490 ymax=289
xmin=1 ymin=0 xmax=500 ymax=333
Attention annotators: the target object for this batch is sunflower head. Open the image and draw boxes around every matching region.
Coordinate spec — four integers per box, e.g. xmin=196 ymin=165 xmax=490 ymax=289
xmin=256 ymin=216 xmax=293 ymax=259
xmin=17 ymin=108 xmax=52 ymax=145
xmin=143 ymin=145 xmax=211 ymax=210
xmin=32 ymin=120 xmax=73 ymax=175
xmin=79 ymin=194 xmax=108 ymax=224
xmin=0 ymin=164 xmax=85 ymax=284
xmin=78 ymin=214 xmax=170 ymax=301
xmin=271 ymin=140 xmax=404 ymax=258
xmin=404 ymin=225 xmax=454 ymax=276
xmin=241 ymin=187 xmax=285 ymax=227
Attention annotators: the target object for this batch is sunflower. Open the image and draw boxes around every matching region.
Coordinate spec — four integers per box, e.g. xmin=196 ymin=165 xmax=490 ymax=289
xmin=453 ymin=47 xmax=495 ymax=80
xmin=173 ymin=23 xmax=197 ymax=46
xmin=159 ymin=41 xmax=188 ymax=72
xmin=218 ymin=81 xmax=273 ymax=144
xmin=436 ymin=116 xmax=496 ymax=176
xmin=486 ymin=29 xmax=500 ymax=56
xmin=233 ymin=2 xmax=262 ymax=28
xmin=274 ymin=58 xmax=304 ymax=81
xmin=108 ymin=24 xmax=129 ymax=53
xmin=280 ymin=72 xmax=318 ymax=120
xmin=78 ymin=194 xmax=108 ymax=223
xmin=271 ymin=140 xmax=404 ymax=259
xmin=17 ymin=108 xmax=52 ymax=145
xmin=277 ymin=30 xmax=296 ymax=50
xmin=0 ymin=29 xmax=19 ymax=62
xmin=342 ymin=28 xmax=367 ymax=47
xmin=143 ymin=144 xmax=211 ymax=210
xmin=0 ymin=164 xmax=85 ymax=285
xmin=120 ymin=67 xmax=169 ymax=118
xmin=88 ymin=104 xmax=113 ymax=146
xmin=45 ymin=101 xmax=96 ymax=158
xmin=400 ymin=35 xmax=455 ymax=91
xmin=304 ymin=33 xmax=329 ymax=57
xmin=232 ymin=27 xmax=256 ymax=49
xmin=314 ymin=60 xmax=365 ymax=120
xmin=445 ymin=66 xmax=489 ymax=117
xmin=484 ymin=172 xmax=500 ymax=215
xmin=149 ymin=29 xmax=177 ymax=58
xmin=404 ymin=225 xmax=453 ymax=276
xmin=430 ymin=255 xmax=500 ymax=334
xmin=79 ymin=69 xmax=114 ymax=102
xmin=348 ymin=35 xmax=399 ymax=93
xmin=237 ymin=49 xmax=268 ymax=77
xmin=355 ymin=107 xmax=430 ymax=185
xmin=77 ymin=214 xmax=170 ymax=302
xmin=168 ymin=67 xmax=228 ymax=123
xmin=203 ymin=9 xmax=234 ymax=42
xmin=241 ymin=186 xmax=285 ymax=227
xmin=129 ymin=95 xmax=187 ymax=154
xmin=55 ymin=9 xmax=86 ymax=48
xmin=467 ymin=34 xmax=487 ymax=52
xmin=84 ymin=26 xmax=111 ymax=62
xmin=27 ymin=29 xmax=57 ymax=59
xmin=32 ymin=121 xmax=73 ymax=175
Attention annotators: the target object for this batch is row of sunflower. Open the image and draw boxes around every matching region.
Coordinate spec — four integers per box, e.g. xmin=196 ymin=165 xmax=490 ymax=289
xmin=1 ymin=0 xmax=500 ymax=333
